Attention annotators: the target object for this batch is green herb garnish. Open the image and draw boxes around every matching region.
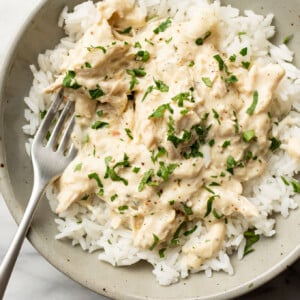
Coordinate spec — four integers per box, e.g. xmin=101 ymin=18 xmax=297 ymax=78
xmin=240 ymin=47 xmax=248 ymax=56
xmin=171 ymin=221 xmax=186 ymax=245
xmin=181 ymin=202 xmax=193 ymax=215
xmin=87 ymin=45 xmax=106 ymax=53
xmin=204 ymin=195 xmax=219 ymax=217
xmin=158 ymin=248 xmax=166 ymax=258
xmin=154 ymin=79 xmax=169 ymax=92
xmin=62 ymin=70 xmax=81 ymax=89
xmin=246 ymin=91 xmax=259 ymax=115
xmin=119 ymin=26 xmax=132 ymax=34
xmin=243 ymin=229 xmax=260 ymax=256
xmin=269 ymin=137 xmax=281 ymax=151
xmin=89 ymin=87 xmax=105 ymax=99
xmin=183 ymin=225 xmax=198 ymax=236
xmin=104 ymin=154 xmax=130 ymax=186
xmin=212 ymin=109 xmax=221 ymax=125
xmin=243 ymin=130 xmax=256 ymax=142
xmin=153 ymin=17 xmax=172 ymax=34
xmin=222 ymin=140 xmax=231 ymax=148
xmin=138 ymin=169 xmax=155 ymax=192
xmin=151 ymin=146 xmax=167 ymax=162
xmin=202 ymin=77 xmax=213 ymax=88
xmin=125 ymin=128 xmax=133 ymax=140
xmin=118 ymin=205 xmax=129 ymax=213
xmin=149 ymin=103 xmax=173 ymax=118
xmin=91 ymin=121 xmax=109 ymax=130
xmin=195 ymin=31 xmax=211 ymax=46
xmin=135 ymin=50 xmax=150 ymax=62
xmin=74 ymin=163 xmax=82 ymax=172
xmin=111 ymin=194 xmax=118 ymax=202
xmin=226 ymin=155 xmax=237 ymax=175
xmin=157 ymin=161 xmax=178 ymax=181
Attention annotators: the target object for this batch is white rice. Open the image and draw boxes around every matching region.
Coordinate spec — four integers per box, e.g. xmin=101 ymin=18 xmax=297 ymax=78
xmin=24 ymin=0 xmax=300 ymax=286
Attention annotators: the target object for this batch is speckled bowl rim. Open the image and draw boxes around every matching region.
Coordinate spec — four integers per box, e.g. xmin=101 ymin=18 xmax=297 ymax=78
xmin=0 ymin=1 xmax=300 ymax=299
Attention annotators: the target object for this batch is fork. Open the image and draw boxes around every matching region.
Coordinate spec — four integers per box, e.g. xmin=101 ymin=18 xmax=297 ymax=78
xmin=0 ymin=89 xmax=77 ymax=298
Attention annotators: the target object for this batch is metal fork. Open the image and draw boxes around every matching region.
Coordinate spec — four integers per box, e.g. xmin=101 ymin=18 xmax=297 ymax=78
xmin=0 ymin=89 xmax=77 ymax=298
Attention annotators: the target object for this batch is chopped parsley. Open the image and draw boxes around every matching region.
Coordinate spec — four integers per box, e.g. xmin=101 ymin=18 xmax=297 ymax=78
xmin=242 ymin=130 xmax=256 ymax=142
xmin=135 ymin=50 xmax=150 ymax=62
xmin=242 ymin=61 xmax=251 ymax=69
xmin=119 ymin=26 xmax=132 ymax=34
xmin=165 ymin=37 xmax=173 ymax=44
xmin=212 ymin=109 xmax=221 ymax=125
xmin=281 ymin=176 xmax=290 ymax=186
xmin=183 ymin=225 xmax=198 ymax=236
xmin=202 ymin=77 xmax=213 ymax=88
xmin=224 ymin=74 xmax=238 ymax=84
xmin=104 ymin=154 xmax=130 ymax=186
xmin=87 ymin=45 xmax=106 ymax=53
xmin=226 ymin=155 xmax=238 ymax=175
xmin=118 ymin=205 xmax=129 ymax=214
xmin=233 ymin=111 xmax=239 ymax=133
xmin=84 ymin=62 xmax=92 ymax=68
xmin=269 ymin=137 xmax=281 ymax=151
xmin=133 ymin=167 xmax=141 ymax=173
xmin=149 ymin=234 xmax=159 ymax=250
xmin=172 ymin=92 xmax=193 ymax=107
xmin=40 ymin=110 xmax=47 ymax=120
xmin=240 ymin=47 xmax=248 ymax=56
xmin=74 ymin=163 xmax=82 ymax=172
xmin=204 ymin=195 xmax=219 ymax=217
xmin=134 ymin=41 xmax=142 ymax=48
xmin=125 ymin=128 xmax=133 ymax=139
xmin=181 ymin=202 xmax=193 ymax=215
xmin=154 ymin=79 xmax=169 ymax=92
xmin=149 ymin=103 xmax=173 ymax=118
xmin=291 ymin=180 xmax=300 ymax=193
xmin=157 ymin=161 xmax=178 ymax=181
xmin=142 ymin=85 xmax=154 ymax=102
xmin=153 ymin=17 xmax=172 ymax=34
xmin=138 ymin=169 xmax=155 ymax=192
xmin=126 ymin=68 xmax=146 ymax=90
xmin=159 ymin=248 xmax=167 ymax=258
xmin=243 ymin=229 xmax=260 ymax=256
xmin=89 ymin=87 xmax=105 ymax=99
xmin=111 ymin=194 xmax=118 ymax=202
xmin=212 ymin=208 xmax=224 ymax=220
xmin=62 ymin=70 xmax=81 ymax=89
xmin=171 ymin=221 xmax=186 ymax=245
xmin=91 ymin=121 xmax=109 ymax=130
xmin=195 ymin=31 xmax=211 ymax=46
xmin=213 ymin=54 xmax=225 ymax=71
xmin=222 ymin=140 xmax=231 ymax=148
xmin=88 ymin=172 xmax=104 ymax=195
xmin=188 ymin=60 xmax=195 ymax=67
xmin=283 ymin=34 xmax=294 ymax=45
xmin=151 ymin=146 xmax=167 ymax=162
xmin=229 ymin=54 xmax=237 ymax=62
xmin=167 ymin=117 xmax=192 ymax=148
xmin=208 ymin=139 xmax=215 ymax=147
xmin=96 ymin=110 xmax=104 ymax=117
xmin=246 ymin=91 xmax=259 ymax=115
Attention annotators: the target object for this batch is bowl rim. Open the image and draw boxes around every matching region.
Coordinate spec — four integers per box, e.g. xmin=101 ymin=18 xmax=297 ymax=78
xmin=0 ymin=1 xmax=300 ymax=299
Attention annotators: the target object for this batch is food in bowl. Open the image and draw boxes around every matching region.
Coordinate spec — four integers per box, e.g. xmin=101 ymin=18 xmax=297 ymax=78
xmin=23 ymin=0 xmax=300 ymax=285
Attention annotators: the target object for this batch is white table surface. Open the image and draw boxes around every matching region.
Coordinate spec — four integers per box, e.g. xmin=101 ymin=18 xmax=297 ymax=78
xmin=0 ymin=1 xmax=300 ymax=300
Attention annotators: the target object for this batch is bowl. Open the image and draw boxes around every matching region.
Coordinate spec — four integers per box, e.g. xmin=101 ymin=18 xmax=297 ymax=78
xmin=0 ymin=0 xmax=300 ymax=299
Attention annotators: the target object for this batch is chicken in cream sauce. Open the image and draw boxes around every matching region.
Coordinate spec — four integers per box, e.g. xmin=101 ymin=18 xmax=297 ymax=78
xmin=48 ymin=0 xmax=285 ymax=269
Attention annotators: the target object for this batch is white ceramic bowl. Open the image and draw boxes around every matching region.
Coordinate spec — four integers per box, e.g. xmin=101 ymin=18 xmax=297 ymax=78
xmin=0 ymin=1 xmax=300 ymax=299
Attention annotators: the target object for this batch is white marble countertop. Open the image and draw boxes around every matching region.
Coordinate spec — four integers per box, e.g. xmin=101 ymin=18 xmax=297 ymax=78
xmin=0 ymin=1 xmax=299 ymax=299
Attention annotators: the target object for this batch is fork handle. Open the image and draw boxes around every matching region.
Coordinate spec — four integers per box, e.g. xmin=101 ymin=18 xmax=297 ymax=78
xmin=0 ymin=179 xmax=47 ymax=299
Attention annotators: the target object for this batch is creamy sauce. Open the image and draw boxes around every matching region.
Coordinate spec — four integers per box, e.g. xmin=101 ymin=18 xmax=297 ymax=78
xmin=49 ymin=0 xmax=285 ymax=269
